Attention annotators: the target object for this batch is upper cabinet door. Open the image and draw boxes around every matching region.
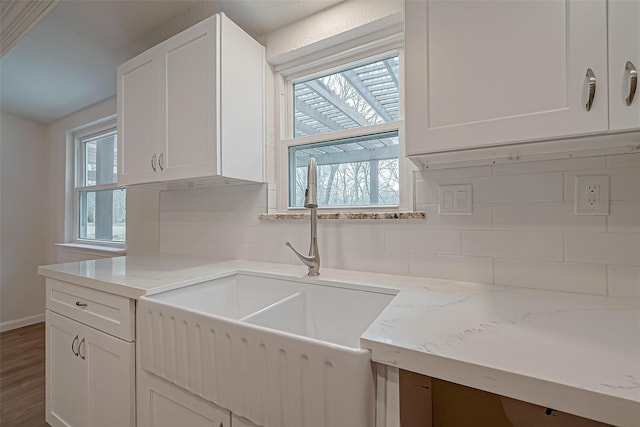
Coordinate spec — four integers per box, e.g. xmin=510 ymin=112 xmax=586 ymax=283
xmin=609 ymin=0 xmax=640 ymax=131
xmin=117 ymin=50 xmax=160 ymax=185
xmin=159 ymin=17 xmax=218 ymax=182
xmin=405 ymin=0 xmax=608 ymax=155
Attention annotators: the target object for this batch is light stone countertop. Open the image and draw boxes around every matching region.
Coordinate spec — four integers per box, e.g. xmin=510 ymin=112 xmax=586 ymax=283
xmin=38 ymin=255 xmax=640 ymax=426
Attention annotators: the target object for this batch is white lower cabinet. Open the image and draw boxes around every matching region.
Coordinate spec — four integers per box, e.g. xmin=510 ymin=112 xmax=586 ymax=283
xmin=46 ymin=310 xmax=135 ymax=427
xmin=137 ymin=369 xmax=230 ymax=427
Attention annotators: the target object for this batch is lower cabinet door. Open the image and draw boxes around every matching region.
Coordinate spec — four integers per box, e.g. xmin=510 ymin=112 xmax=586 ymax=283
xmin=46 ymin=310 xmax=135 ymax=427
xmin=138 ymin=368 xmax=231 ymax=427
xmin=46 ymin=310 xmax=90 ymax=427
xmin=84 ymin=320 xmax=135 ymax=427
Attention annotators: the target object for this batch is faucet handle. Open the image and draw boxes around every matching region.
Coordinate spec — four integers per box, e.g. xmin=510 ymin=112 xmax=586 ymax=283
xmin=285 ymin=242 xmax=319 ymax=276
xmin=285 ymin=242 xmax=314 ymax=263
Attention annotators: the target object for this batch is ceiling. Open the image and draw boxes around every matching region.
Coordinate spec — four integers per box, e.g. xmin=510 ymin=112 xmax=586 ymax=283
xmin=0 ymin=0 xmax=342 ymax=124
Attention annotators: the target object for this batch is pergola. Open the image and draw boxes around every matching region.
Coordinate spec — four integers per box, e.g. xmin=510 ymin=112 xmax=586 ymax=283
xmin=291 ymin=56 xmax=400 ymax=205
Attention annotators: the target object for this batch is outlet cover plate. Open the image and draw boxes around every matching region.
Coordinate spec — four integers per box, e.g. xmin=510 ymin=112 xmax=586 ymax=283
xmin=575 ymin=175 xmax=609 ymax=215
xmin=439 ymin=184 xmax=472 ymax=215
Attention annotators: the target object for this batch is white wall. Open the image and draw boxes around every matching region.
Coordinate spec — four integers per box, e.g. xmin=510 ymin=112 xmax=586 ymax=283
xmin=158 ymin=154 xmax=640 ymax=298
xmin=264 ymin=0 xmax=403 ymax=65
xmin=44 ymin=96 xmax=160 ymax=264
xmin=0 ymin=112 xmax=47 ymax=330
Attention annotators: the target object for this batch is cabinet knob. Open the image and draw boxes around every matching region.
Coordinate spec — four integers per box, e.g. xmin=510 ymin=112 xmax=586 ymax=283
xmin=159 ymin=153 xmax=164 ymax=171
xmin=625 ymin=61 xmax=637 ymax=107
xmin=75 ymin=301 xmax=88 ymax=308
xmin=71 ymin=334 xmax=79 ymax=356
xmin=151 ymin=154 xmax=157 ymax=172
xmin=585 ymin=68 xmax=596 ymax=112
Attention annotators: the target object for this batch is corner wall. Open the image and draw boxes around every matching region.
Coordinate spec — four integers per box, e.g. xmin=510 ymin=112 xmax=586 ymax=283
xmin=0 ymin=112 xmax=47 ymax=330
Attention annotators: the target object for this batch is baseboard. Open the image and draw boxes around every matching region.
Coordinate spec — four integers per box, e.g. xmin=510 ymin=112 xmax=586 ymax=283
xmin=0 ymin=313 xmax=45 ymax=332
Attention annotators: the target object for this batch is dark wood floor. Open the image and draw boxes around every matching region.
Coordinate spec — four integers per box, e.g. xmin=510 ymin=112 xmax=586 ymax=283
xmin=0 ymin=322 xmax=47 ymax=427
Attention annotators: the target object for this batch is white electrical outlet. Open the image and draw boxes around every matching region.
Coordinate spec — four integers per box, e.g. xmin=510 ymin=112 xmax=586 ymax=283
xmin=439 ymin=184 xmax=472 ymax=215
xmin=575 ymin=175 xmax=609 ymax=215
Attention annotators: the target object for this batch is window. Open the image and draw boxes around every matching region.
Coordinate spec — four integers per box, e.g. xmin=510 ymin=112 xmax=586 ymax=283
xmin=282 ymin=52 xmax=403 ymax=209
xmin=74 ymin=123 xmax=126 ymax=244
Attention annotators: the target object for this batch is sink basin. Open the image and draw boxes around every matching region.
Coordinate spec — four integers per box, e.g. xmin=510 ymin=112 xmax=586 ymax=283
xmin=138 ymin=272 xmax=396 ymax=427
xmin=242 ymin=285 xmax=393 ymax=348
xmin=149 ymin=273 xmax=301 ymax=319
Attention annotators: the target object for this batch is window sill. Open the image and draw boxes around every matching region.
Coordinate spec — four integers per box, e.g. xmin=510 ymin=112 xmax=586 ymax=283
xmin=258 ymin=211 xmax=426 ymax=221
xmin=55 ymin=243 xmax=126 ymax=257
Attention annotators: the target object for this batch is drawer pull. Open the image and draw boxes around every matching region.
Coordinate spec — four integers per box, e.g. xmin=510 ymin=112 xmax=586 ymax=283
xmin=75 ymin=301 xmax=88 ymax=308
xmin=79 ymin=338 xmax=86 ymax=360
xmin=626 ymin=61 xmax=637 ymax=106
xmin=71 ymin=334 xmax=79 ymax=356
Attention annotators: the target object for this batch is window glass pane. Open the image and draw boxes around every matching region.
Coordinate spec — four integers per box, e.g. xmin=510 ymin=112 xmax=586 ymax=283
xmin=78 ymin=188 xmax=126 ymax=242
xmin=294 ymin=56 xmax=399 ymax=137
xmin=289 ymin=131 xmax=399 ymax=207
xmin=83 ymin=131 xmax=117 ymax=186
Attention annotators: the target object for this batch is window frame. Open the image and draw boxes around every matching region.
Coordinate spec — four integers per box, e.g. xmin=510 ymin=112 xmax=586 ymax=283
xmin=72 ymin=120 xmax=126 ymax=248
xmin=276 ymin=42 xmax=410 ymax=212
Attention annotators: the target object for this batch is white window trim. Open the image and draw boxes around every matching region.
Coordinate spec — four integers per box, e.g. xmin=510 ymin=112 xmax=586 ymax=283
xmin=70 ymin=119 xmax=125 ymax=248
xmin=275 ymin=42 xmax=413 ymax=213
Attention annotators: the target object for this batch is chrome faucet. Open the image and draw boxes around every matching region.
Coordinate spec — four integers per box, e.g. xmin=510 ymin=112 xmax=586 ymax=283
xmin=286 ymin=158 xmax=320 ymax=276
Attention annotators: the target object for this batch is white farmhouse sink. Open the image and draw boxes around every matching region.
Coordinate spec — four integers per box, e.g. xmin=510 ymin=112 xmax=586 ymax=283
xmin=138 ymin=272 xmax=396 ymax=427
xmin=149 ymin=273 xmax=301 ymax=319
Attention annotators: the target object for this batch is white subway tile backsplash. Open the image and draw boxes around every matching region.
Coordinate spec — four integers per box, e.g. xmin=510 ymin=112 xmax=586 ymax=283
xmin=238 ymin=242 xmax=295 ymax=265
xmin=493 ymin=157 xmax=605 ymax=175
xmin=159 ymin=210 xmax=262 ymax=226
xmin=494 ymin=259 xmax=607 ymax=295
xmin=606 ymin=153 xmax=640 ymax=169
xmin=493 ymin=203 xmax=606 ymax=232
xmin=565 ymin=233 xmax=640 ymax=266
xmin=409 ymin=253 xmax=494 ymax=284
xmin=324 ymin=247 xmax=409 ymax=276
xmin=159 ymin=238 xmax=237 ymax=259
xmin=385 ymin=228 xmax=461 ymax=255
xmin=416 ymin=173 xmax=563 ymax=204
xmin=607 ymin=265 xmax=640 ymax=298
xmin=472 ymin=173 xmax=564 ymax=203
xmin=319 ymin=223 xmax=387 ymax=250
xmin=607 ymin=201 xmax=640 ymax=233
xmin=416 ymin=204 xmax=493 ymax=230
xmin=462 ymin=230 xmax=563 ymax=261
xmin=414 ymin=178 xmax=441 ymax=205
xmin=160 ymin=222 xmax=210 ymax=242
xmin=156 ymin=153 xmax=640 ymax=297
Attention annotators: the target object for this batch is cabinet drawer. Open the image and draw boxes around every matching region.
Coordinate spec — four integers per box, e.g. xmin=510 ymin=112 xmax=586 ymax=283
xmin=46 ymin=278 xmax=134 ymax=341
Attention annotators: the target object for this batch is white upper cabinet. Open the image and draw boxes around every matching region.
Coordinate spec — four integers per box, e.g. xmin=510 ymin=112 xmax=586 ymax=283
xmin=405 ymin=0 xmax=609 ymax=155
xmin=118 ymin=13 xmax=264 ymax=186
xmin=118 ymin=50 xmax=159 ymax=185
xmin=609 ymin=0 xmax=640 ymax=131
